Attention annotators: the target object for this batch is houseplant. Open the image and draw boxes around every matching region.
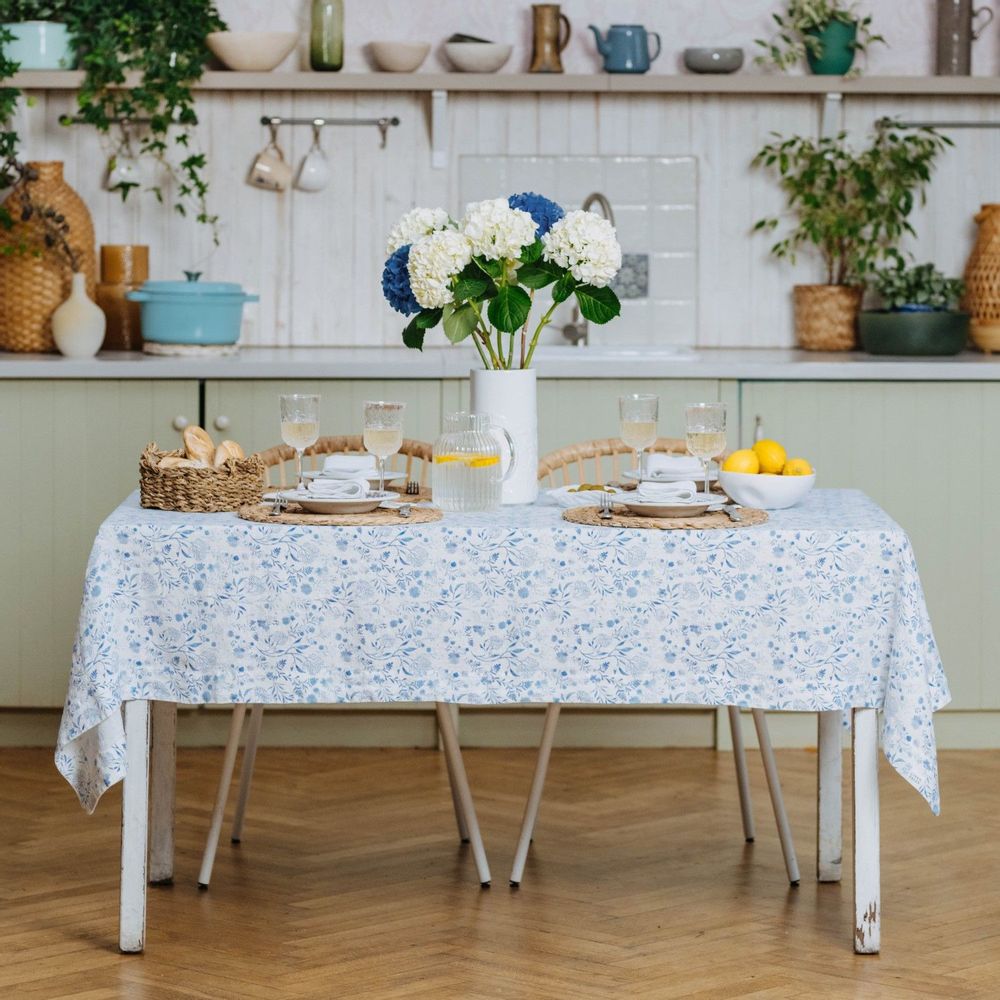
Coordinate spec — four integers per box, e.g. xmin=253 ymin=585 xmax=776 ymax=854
xmin=752 ymin=120 xmax=951 ymax=350
xmin=755 ymin=0 xmax=884 ymax=77
xmin=381 ymin=194 xmax=622 ymax=503
xmin=0 ymin=1 xmax=75 ymax=69
xmin=859 ymin=262 xmax=968 ymax=356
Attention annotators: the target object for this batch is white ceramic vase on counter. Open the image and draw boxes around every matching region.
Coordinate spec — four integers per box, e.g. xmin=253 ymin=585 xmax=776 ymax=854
xmin=470 ymin=367 xmax=538 ymax=505
xmin=52 ymin=272 xmax=106 ymax=358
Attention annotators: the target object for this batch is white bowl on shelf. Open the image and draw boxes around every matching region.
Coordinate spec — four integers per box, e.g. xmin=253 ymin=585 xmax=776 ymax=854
xmin=444 ymin=42 xmax=512 ymax=73
xmin=370 ymin=41 xmax=430 ymax=72
xmin=719 ymin=470 xmax=816 ymax=510
xmin=206 ymin=31 xmax=299 ymax=72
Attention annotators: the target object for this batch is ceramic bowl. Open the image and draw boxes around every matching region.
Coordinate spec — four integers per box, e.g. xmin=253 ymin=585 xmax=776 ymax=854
xmin=683 ymin=47 xmax=744 ymax=74
xmin=206 ymin=31 xmax=299 ymax=72
xmin=370 ymin=41 xmax=431 ymax=72
xmin=719 ymin=470 xmax=816 ymax=510
xmin=444 ymin=41 xmax=512 ymax=73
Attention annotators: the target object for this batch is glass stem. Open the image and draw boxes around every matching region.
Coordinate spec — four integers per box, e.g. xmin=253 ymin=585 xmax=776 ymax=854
xmin=703 ymin=459 xmax=709 ymax=495
xmin=378 ymin=457 xmax=385 ymax=493
xmin=636 ymin=448 xmax=644 ymax=479
xmin=296 ymin=449 xmax=304 ymax=491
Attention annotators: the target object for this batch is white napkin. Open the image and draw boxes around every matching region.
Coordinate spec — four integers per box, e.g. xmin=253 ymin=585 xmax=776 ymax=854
xmin=644 ymin=454 xmax=703 ymax=479
xmin=321 ymin=453 xmax=377 ymax=478
xmin=634 ymin=480 xmax=698 ymax=504
xmin=305 ymin=477 xmax=369 ymax=499
xmin=542 ymin=485 xmax=617 ymax=508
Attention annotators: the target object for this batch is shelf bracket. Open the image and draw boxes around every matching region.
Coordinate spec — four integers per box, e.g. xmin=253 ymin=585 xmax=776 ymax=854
xmin=431 ymin=89 xmax=448 ymax=170
xmin=820 ymin=92 xmax=843 ymax=138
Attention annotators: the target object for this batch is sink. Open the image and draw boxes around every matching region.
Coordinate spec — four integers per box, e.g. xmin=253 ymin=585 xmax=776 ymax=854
xmin=531 ymin=345 xmax=698 ymax=361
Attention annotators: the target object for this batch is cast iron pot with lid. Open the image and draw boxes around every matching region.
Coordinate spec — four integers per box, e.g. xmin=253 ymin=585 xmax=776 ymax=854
xmin=127 ymin=272 xmax=258 ymax=352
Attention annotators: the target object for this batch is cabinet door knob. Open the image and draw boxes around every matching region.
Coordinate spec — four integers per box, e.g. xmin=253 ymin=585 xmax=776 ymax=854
xmin=172 ymin=415 xmax=189 ymax=431
xmin=214 ymin=415 xmax=231 ymax=431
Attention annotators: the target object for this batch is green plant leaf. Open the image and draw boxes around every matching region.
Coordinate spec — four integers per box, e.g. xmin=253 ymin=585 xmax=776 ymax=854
xmin=453 ymin=264 xmax=495 ymax=302
xmin=487 ymin=285 xmax=532 ymax=333
xmin=442 ymin=302 xmax=478 ymax=344
xmin=575 ymin=285 xmax=621 ymax=324
xmin=520 ymin=239 xmax=543 ymax=263
xmin=402 ymin=318 xmax=425 ymax=350
xmin=551 ymin=272 xmax=577 ymax=303
xmin=518 ymin=260 xmax=561 ymax=289
xmin=415 ymin=307 xmax=442 ymax=329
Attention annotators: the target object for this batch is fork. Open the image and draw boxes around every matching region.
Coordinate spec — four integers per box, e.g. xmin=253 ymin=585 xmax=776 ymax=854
xmin=405 ymin=481 xmax=420 ymax=496
xmin=599 ymin=492 xmax=614 ymax=520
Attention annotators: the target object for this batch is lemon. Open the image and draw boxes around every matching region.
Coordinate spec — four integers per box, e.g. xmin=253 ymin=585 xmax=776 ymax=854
xmin=783 ymin=457 xmax=813 ymax=476
xmin=722 ymin=449 xmax=760 ymax=474
xmin=753 ymin=439 xmax=787 ymax=475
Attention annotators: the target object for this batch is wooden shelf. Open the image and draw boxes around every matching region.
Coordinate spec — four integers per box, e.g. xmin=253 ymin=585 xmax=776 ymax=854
xmin=10 ymin=70 xmax=1000 ymax=96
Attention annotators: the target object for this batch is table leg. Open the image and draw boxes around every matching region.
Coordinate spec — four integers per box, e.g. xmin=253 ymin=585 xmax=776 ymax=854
xmin=852 ymin=707 xmax=880 ymax=954
xmin=120 ymin=700 xmax=150 ymax=954
xmin=149 ymin=701 xmax=177 ymax=885
xmin=817 ymin=710 xmax=843 ymax=882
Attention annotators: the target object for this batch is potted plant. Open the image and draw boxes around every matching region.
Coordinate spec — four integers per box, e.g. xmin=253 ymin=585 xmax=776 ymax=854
xmin=859 ymin=262 xmax=968 ymax=356
xmin=752 ymin=120 xmax=952 ymax=351
xmin=1 ymin=1 xmax=75 ymax=70
xmin=755 ymin=0 xmax=884 ymax=77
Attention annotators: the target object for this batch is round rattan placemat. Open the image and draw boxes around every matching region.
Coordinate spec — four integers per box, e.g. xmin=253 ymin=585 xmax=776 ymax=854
xmin=238 ymin=502 xmax=442 ymax=527
xmin=562 ymin=504 xmax=768 ymax=530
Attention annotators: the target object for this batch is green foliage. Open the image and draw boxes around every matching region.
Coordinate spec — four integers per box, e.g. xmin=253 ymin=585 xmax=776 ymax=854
xmin=575 ymin=284 xmax=621 ymax=324
xmin=869 ymin=262 xmax=965 ymax=311
xmin=754 ymin=0 xmax=884 ymax=76
xmin=487 ymin=284 xmax=532 ymax=333
xmin=442 ymin=302 xmax=477 ymax=344
xmin=752 ymin=119 xmax=952 ymax=286
xmin=402 ymin=317 xmax=425 ymax=351
xmin=0 ymin=1 xmax=72 ymax=20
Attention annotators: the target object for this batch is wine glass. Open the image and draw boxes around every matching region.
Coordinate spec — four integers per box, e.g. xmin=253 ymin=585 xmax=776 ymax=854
xmin=685 ymin=402 xmax=727 ymax=496
xmin=363 ymin=400 xmax=406 ymax=493
xmin=280 ymin=393 xmax=320 ymax=491
xmin=619 ymin=394 xmax=658 ymax=478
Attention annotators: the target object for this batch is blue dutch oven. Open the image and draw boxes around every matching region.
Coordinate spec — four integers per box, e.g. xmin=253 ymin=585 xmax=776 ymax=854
xmin=127 ymin=274 xmax=259 ymax=346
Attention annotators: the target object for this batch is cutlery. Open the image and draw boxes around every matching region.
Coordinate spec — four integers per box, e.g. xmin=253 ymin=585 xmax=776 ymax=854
xmin=723 ymin=503 xmax=743 ymax=522
xmin=397 ymin=503 xmax=412 ymax=518
xmin=405 ymin=480 xmax=420 ymax=495
xmin=599 ymin=492 xmax=614 ymax=520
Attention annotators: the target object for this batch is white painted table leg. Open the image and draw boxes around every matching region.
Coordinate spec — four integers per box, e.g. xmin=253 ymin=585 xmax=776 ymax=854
xmin=149 ymin=701 xmax=176 ymax=885
xmin=198 ymin=705 xmax=247 ymax=889
xmin=751 ymin=709 xmax=801 ymax=886
xmin=120 ymin=700 xmax=151 ymax=953
xmin=509 ymin=703 xmax=561 ymax=888
xmin=817 ymin=709 xmax=843 ymax=882
xmin=232 ymin=704 xmax=264 ymax=844
xmin=435 ymin=703 xmax=490 ymax=887
xmin=853 ymin=707 xmax=881 ymax=954
xmin=727 ymin=706 xmax=756 ymax=843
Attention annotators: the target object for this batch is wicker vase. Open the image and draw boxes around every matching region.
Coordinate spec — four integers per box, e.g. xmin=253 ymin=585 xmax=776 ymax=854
xmin=0 ymin=162 xmax=97 ymax=353
xmin=792 ymin=284 xmax=862 ymax=351
xmin=962 ymin=203 xmax=1000 ymax=353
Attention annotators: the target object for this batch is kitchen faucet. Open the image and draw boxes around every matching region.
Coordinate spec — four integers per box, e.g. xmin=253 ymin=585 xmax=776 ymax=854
xmin=562 ymin=192 xmax=616 ymax=347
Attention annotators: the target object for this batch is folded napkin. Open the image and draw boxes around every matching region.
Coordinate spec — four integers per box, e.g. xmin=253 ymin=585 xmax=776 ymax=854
xmin=542 ymin=485 xmax=615 ymax=509
xmin=305 ymin=477 xmax=369 ymax=499
xmin=321 ymin=453 xmax=377 ymax=478
xmin=644 ymin=453 xmax=703 ymax=478
xmin=634 ymin=480 xmax=698 ymax=504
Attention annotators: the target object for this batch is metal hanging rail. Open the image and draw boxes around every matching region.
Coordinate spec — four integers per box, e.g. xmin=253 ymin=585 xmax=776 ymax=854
xmin=260 ymin=114 xmax=400 ymax=148
xmin=887 ymin=118 xmax=1000 ymax=130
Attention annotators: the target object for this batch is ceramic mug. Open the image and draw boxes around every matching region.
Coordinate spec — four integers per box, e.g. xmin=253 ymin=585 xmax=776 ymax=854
xmin=248 ymin=123 xmax=292 ymax=191
xmin=295 ymin=123 xmax=331 ymax=192
xmin=106 ymin=155 xmax=142 ymax=193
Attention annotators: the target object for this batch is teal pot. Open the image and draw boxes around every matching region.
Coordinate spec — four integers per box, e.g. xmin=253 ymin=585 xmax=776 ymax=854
xmin=127 ymin=278 xmax=258 ymax=347
xmin=805 ymin=19 xmax=857 ymax=75
xmin=859 ymin=309 xmax=970 ymax=356
xmin=1 ymin=21 xmax=76 ymax=69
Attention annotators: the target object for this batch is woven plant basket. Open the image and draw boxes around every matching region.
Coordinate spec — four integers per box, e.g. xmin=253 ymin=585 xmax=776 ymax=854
xmin=963 ymin=204 xmax=1000 ymax=353
xmin=792 ymin=284 xmax=862 ymax=351
xmin=140 ymin=444 xmax=265 ymax=512
xmin=0 ymin=162 xmax=97 ymax=354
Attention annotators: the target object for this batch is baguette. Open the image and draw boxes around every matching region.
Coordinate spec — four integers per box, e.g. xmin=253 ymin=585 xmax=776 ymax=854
xmin=183 ymin=426 xmax=215 ymax=464
xmin=214 ymin=440 xmax=245 ymax=466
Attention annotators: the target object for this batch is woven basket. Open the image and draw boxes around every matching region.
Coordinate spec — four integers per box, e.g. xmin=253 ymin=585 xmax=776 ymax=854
xmin=0 ymin=162 xmax=97 ymax=354
xmin=140 ymin=444 xmax=265 ymax=512
xmin=963 ymin=204 xmax=1000 ymax=353
xmin=792 ymin=284 xmax=862 ymax=351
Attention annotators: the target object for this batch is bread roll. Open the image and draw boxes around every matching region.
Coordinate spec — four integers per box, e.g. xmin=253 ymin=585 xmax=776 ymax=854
xmin=159 ymin=455 xmax=199 ymax=469
xmin=183 ymin=426 xmax=215 ymax=464
xmin=214 ymin=440 xmax=245 ymax=466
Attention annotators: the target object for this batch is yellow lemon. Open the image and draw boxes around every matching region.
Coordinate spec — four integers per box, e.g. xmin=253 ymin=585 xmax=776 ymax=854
xmin=752 ymin=439 xmax=787 ymax=475
xmin=783 ymin=457 xmax=813 ymax=476
xmin=722 ymin=449 xmax=760 ymax=474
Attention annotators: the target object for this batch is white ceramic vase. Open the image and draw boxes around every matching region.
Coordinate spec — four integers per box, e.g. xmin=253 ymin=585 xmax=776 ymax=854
xmin=52 ymin=272 xmax=106 ymax=358
xmin=470 ymin=367 xmax=538 ymax=505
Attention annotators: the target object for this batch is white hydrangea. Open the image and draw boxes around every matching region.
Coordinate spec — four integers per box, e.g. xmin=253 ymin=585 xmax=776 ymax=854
xmin=460 ymin=198 xmax=537 ymax=261
xmin=406 ymin=230 xmax=473 ymax=309
xmin=541 ymin=209 xmax=623 ymax=287
xmin=386 ymin=207 xmax=452 ymax=255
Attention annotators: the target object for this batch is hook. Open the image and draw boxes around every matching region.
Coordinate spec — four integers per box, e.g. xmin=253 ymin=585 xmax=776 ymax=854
xmin=377 ymin=117 xmax=390 ymax=149
xmin=267 ymin=119 xmax=280 ymax=147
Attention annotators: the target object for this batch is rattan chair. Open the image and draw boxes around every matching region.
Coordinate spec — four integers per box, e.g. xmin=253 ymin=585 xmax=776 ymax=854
xmin=508 ymin=438 xmax=800 ymax=888
xmin=198 ymin=437 xmax=491 ymax=889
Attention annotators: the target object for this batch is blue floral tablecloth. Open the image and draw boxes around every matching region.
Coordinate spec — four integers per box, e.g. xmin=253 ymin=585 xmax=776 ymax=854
xmin=56 ymin=489 xmax=949 ymax=814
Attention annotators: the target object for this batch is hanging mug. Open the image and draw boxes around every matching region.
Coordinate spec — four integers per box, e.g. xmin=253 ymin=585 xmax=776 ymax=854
xmin=295 ymin=121 xmax=332 ymax=192
xmin=248 ymin=121 xmax=293 ymax=191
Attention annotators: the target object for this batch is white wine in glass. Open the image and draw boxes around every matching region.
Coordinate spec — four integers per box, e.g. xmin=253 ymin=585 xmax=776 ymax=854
xmin=362 ymin=427 xmax=403 ymax=459
xmin=619 ymin=394 xmax=659 ymax=478
xmin=363 ymin=400 xmax=406 ymax=492
xmin=685 ymin=402 xmax=726 ymax=495
xmin=280 ymin=393 xmax=320 ymax=491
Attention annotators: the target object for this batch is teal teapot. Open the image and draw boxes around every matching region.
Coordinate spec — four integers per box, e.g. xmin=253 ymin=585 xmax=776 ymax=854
xmin=589 ymin=24 xmax=662 ymax=73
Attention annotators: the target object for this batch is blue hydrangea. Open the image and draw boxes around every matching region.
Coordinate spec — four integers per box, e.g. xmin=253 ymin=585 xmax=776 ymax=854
xmin=508 ymin=192 xmax=564 ymax=236
xmin=381 ymin=245 xmax=421 ymax=315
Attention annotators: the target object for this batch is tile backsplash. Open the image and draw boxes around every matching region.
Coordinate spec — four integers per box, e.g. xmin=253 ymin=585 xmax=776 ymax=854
xmin=459 ymin=155 xmax=698 ymax=347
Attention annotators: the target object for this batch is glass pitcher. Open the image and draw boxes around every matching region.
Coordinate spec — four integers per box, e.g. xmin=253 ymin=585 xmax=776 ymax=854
xmin=433 ymin=411 xmax=516 ymax=512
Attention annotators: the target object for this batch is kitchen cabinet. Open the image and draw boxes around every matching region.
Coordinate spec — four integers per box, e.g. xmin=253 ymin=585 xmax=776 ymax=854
xmin=0 ymin=380 xmax=198 ymax=706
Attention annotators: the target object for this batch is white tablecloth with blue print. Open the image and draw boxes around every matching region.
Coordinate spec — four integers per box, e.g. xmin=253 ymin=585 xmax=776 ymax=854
xmin=56 ymin=489 xmax=949 ymax=814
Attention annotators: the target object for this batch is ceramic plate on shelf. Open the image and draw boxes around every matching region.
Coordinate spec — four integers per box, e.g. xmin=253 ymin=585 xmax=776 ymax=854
xmin=274 ymin=490 xmax=395 ymax=515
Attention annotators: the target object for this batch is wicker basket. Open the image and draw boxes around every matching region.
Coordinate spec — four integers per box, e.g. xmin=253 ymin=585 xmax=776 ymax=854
xmin=140 ymin=443 xmax=265 ymax=512
xmin=792 ymin=284 xmax=862 ymax=351
xmin=963 ymin=204 xmax=1000 ymax=353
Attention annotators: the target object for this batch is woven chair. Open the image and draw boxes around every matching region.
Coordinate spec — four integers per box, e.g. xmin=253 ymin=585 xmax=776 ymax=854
xmin=508 ymin=439 xmax=800 ymax=888
xmin=198 ymin=437 xmax=491 ymax=889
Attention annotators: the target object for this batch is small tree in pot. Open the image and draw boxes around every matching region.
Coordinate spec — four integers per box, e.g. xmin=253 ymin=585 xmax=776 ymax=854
xmin=752 ymin=120 xmax=951 ymax=351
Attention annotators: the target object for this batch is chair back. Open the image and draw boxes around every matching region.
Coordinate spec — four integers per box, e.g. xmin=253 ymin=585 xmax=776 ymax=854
xmin=537 ymin=437 xmax=689 ymax=487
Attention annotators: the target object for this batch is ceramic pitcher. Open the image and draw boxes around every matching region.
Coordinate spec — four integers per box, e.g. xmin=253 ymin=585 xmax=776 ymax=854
xmin=530 ymin=4 xmax=572 ymax=73
xmin=589 ymin=24 xmax=661 ymax=73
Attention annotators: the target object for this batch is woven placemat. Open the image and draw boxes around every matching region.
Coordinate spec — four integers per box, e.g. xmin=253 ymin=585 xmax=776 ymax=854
xmin=238 ymin=502 xmax=442 ymax=527
xmin=562 ymin=504 xmax=768 ymax=530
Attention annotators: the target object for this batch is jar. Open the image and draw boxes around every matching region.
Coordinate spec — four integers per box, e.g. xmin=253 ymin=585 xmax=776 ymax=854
xmin=310 ymin=0 xmax=344 ymax=71
xmin=433 ymin=412 xmax=514 ymax=513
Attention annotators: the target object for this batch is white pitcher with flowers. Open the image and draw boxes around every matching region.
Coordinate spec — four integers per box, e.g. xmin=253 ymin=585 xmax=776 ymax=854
xmin=381 ymin=193 xmax=623 ymax=504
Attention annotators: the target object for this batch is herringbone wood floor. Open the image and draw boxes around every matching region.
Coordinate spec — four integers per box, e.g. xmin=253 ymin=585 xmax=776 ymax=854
xmin=0 ymin=746 xmax=997 ymax=999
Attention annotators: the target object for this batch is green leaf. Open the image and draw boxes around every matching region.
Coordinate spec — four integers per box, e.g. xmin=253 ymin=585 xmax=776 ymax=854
xmin=518 ymin=260 xmax=561 ymax=289
xmin=487 ymin=285 xmax=532 ymax=333
xmin=575 ymin=285 xmax=621 ymax=325
xmin=551 ymin=272 xmax=577 ymax=303
xmin=477 ymin=258 xmax=504 ymax=280
xmin=442 ymin=302 xmax=478 ymax=344
xmin=453 ymin=263 xmax=494 ymax=302
xmin=402 ymin=318 xmax=425 ymax=350
xmin=415 ymin=308 xmax=442 ymax=329
xmin=520 ymin=239 xmax=543 ymax=264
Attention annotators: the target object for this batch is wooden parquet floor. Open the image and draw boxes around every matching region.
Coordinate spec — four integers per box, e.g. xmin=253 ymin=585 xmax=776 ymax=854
xmin=0 ymin=746 xmax=997 ymax=1000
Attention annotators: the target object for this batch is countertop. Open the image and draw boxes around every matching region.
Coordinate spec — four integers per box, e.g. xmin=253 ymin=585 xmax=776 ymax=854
xmin=3 ymin=346 xmax=1000 ymax=380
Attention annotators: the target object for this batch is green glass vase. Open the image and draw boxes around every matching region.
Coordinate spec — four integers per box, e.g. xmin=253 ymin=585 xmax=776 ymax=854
xmin=805 ymin=19 xmax=857 ymax=75
xmin=310 ymin=0 xmax=344 ymax=72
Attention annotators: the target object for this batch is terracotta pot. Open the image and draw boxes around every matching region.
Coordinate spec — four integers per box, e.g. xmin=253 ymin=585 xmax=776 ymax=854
xmin=962 ymin=203 xmax=1000 ymax=353
xmin=792 ymin=284 xmax=862 ymax=351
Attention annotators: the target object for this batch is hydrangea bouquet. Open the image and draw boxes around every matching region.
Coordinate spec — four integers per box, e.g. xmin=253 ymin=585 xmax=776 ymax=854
xmin=381 ymin=194 xmax=622 ymax=369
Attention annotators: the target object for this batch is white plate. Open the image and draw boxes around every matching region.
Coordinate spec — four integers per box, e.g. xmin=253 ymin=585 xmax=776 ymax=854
xmin=275 ymin=489 xmax=395 ymax=515
xmin=622 ymin=469 xmax=718 ymax=484
xmin=303 ymin=470 xmax=405 ymax=486
xmin=621 ymin=493 xmax=725 ymax=518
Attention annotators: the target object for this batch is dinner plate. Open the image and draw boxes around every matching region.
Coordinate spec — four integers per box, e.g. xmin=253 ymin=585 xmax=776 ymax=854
xmin=303 ymin=470 xmax=405 ymax=486
xmin=274 ymin=490 xmax=395 ymax=515
xmin=620 ymin=494 xmax=725 ymax=518
xmin=622 ymin=469 xmax=718 ymax=485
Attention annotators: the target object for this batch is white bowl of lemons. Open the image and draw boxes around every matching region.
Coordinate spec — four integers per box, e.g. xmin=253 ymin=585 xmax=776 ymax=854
xmin=719 ymin=439 xmax=815 ymax=510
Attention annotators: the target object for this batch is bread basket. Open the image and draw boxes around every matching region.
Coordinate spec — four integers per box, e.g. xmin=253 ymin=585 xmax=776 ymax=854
xmin=140 ymin=443 xmax=265 ymax=512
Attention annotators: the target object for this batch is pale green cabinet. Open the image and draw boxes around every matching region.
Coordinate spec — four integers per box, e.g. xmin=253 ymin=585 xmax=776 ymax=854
xmin=0 ymin=380 xmax=199 ymax=706
xmin=741 ymin=381 xmax=1000 ymax=710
